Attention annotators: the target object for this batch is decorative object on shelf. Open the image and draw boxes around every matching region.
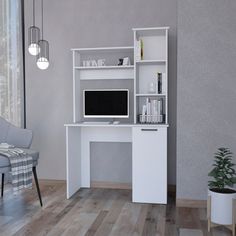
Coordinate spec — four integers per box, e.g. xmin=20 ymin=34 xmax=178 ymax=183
xmin=82 ymin=60 xmax=90 ymax=67
xmin=122 ymin=57 xmax=131 ymax=66
xmin=28 ymin=0 xmax=40 ymax=56
xmin=118 ymin=58 xmax=123 ymax=66
xmin=207 ymin=147 xmax=236 ymax=235
xmin=82 ymin=59 xmax=106 ymax=67
xmin=91 ymin=60 xmax=97 ymax=66
xmin=148 ymin=82 xmax=156 ymax=94
xmin=139 ymin=98 xmax=164 ymax=124
xmin=118 ymin=57 xmax=130 ymax=66
xmin=37 ymin=0 xmax=49 ymax=70
xmin=97 ymin=59 xmax=106 ymax=66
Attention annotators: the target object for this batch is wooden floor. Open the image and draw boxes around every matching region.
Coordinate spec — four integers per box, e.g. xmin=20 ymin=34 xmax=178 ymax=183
xmin=0 ymin=181 xmax=232 ymax=236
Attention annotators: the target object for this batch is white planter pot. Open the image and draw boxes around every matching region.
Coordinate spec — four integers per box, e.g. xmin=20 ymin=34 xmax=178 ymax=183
xmin=208 ymin=189 xmax=236 ymax=225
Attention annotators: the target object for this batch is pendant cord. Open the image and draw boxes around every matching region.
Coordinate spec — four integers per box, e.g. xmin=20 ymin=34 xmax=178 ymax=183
xmin=41 ymin=0 xmax=44 ymax=39
xmin=33 ymin=0 xmax=35 ymax=26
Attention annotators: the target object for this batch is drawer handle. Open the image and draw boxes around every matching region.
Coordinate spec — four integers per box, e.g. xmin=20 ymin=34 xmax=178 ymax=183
xmin=141 ymin=128 xmax=158 ymax=131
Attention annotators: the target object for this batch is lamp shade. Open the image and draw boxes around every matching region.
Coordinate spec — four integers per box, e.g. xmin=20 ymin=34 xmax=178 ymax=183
xmin=28 ymin=26 xmax=40 ymax=56
xmin=37 ymin=39 xmax=49 ymax=70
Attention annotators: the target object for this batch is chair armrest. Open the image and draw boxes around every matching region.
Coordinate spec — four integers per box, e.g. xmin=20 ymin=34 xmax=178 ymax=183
xmin=6 ymin=125 xmax=33 ymax=148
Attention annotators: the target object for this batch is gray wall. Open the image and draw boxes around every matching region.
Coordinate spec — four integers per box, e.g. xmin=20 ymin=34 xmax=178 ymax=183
xmin=177 ymin=0 xmax=236 ymax=200
xmin=24 ymin=0 xmax=177 ymax=183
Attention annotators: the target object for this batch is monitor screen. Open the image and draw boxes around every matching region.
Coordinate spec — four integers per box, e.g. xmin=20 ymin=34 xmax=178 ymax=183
xmin=83 ymin=89 xmax=129 ymax=118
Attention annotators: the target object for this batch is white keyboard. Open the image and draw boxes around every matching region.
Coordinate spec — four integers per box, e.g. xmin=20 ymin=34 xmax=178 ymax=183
xmin=82 ymin=121 xmax=111 ymax=125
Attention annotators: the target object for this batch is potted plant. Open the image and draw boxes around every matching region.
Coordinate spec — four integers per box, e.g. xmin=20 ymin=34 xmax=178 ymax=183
xmin=208 ymin=147 xmax=236 ymax=226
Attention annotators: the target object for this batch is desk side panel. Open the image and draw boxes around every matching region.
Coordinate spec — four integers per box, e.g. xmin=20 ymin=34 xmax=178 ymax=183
xmin=66 ymin=127 xmax=81 ymax=198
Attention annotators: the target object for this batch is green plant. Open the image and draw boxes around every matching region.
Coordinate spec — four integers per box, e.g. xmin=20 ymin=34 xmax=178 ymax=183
xmin=208 ymin=147 xmax=236 ymax=190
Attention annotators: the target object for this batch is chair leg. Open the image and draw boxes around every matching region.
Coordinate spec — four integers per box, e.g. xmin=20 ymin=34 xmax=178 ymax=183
xmin=1 ymin=173 xmax=4 ymax=197
xmin=32 ymin=167 xmax=43 ymax=207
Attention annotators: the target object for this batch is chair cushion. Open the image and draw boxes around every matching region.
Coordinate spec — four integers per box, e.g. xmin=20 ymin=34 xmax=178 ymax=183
xmin=0 ymin=149 xmax=39 ymax=168
xmin=6 ymin=125 xmax=33 ymax=148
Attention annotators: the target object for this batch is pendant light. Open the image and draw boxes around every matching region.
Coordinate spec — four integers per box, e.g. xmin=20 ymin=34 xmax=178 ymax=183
xmin=28 ymin=0 xmax=40 ymax=56
xmin=37 ymin=0 xmax=49 ymax=70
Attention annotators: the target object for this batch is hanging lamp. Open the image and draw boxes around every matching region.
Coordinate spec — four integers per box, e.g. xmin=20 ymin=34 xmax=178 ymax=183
xmin=28 ymin=0 xmax=40 ymax=56
xmin=37 ymin=0 xmax=49 ymax=70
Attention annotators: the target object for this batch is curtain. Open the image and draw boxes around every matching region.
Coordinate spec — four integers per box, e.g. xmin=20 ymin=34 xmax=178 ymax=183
xmin=0 ymin=0 xmax=24 ymax=127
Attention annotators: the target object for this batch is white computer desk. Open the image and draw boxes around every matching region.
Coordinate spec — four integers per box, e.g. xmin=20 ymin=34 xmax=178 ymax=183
xmin=64 ymin=122 xmax=168 ymax=204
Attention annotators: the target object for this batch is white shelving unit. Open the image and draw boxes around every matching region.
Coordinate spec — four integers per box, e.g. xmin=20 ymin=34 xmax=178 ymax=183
xmin=133 ymin=27 xmax=169 ymax=124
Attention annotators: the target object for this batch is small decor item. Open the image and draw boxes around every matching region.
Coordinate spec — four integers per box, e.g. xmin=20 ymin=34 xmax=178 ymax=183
xmin=118 ymin=57 xmax=130 ymax=66
xmin=97 ymin=59 xmax=105 ymax=66
xmin=208 ymin=147 xmax=236 ymax=235
xmin=83 ymin=59 xmax=106 ymax=67
xmin=139 ymin=98 xmax=163 ymax=124
xmin=122 ymin=57 xmax=131 ymax=66
xmin=148 ymin=82 xmax=156 ymax=94
xmin=91 ymin=60 xmax=98 ymax=66
xmin=82 ymin=61 xmax=89 ymax=67
xmin=118 ymin=58 xmax=123 ymax=66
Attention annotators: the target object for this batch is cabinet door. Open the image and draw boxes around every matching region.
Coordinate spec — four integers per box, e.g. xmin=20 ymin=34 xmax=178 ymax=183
xmin=132 ymin=127 xmax=167 ymax=204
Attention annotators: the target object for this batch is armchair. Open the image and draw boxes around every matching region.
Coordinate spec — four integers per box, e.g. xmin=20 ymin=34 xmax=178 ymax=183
xmin=0 ymin=117 xmax=42 ymax=206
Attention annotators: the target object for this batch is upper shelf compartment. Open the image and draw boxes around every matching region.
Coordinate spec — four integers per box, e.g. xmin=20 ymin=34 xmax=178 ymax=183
xmin=72 ymin=47 xmax=134 ymax=80
xmin=133 ymin=27 xmax=169 ymax=62
xmin=72 ymin=46 xmax=134 ymax=67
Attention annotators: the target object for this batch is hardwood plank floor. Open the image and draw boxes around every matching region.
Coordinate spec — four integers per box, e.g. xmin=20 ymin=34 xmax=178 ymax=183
xmin=0 ymin=181 xmax=232 ymax=236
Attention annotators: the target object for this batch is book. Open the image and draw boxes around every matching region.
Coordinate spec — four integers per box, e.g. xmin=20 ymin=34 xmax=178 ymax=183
xmin=162 ymin=73 xmax=167 ymax=94
xmin=141 ymin=39 xmax=144 ymax=60
xmin=157 ymin=73 xmax=162 ymax=94
xmin=136 ymin=40 xmax=141 ymax=61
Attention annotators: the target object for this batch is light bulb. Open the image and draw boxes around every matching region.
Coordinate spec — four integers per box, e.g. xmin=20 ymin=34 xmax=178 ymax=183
xmin=28 ymin=43 xmax=40 ymax=56
xmin=37 ymin=57 xmax=49 ymax=70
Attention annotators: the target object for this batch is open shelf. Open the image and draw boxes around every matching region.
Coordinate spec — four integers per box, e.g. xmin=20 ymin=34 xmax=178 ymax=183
xmin=136 ymin=60 xmax=166 ymax=65
xmin=136 ymin=94 xmax=166 ymax=97
xmin=71 ymin=46 xmax=134 ymax=53
xmin=75 ymin=65 xmax=134 ymax=70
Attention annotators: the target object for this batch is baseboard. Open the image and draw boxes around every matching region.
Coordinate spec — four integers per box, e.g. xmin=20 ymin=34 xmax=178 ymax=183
xmin=176 ymin=198 xmax=207 ymax=208
xmin=91 ymin=181 xmax=132 ymax=190
xmin=91 ymin=181 xmax=177 ymax=193
xmin=36 ymin=179 xmax=176 ymax=195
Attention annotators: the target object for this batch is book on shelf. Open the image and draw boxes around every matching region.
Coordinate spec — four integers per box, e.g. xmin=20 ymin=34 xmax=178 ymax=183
xmin=136 ymin=39 xmax=144 ymax=61
xmin=156 ymin=72 xmax=166 ymax=94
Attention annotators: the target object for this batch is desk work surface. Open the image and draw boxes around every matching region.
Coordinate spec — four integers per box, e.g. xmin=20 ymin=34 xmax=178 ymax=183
xmin=64 ymin=122 xmax=169 ymax=128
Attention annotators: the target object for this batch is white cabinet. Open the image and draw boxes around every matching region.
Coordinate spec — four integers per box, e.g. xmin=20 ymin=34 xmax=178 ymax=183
xmin=132 ymin=126 xmax=167 ymax=204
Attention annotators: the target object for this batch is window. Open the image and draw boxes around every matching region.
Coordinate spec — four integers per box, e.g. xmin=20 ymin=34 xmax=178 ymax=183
xmin=0 ymin=0 xmax=24 ymax=127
